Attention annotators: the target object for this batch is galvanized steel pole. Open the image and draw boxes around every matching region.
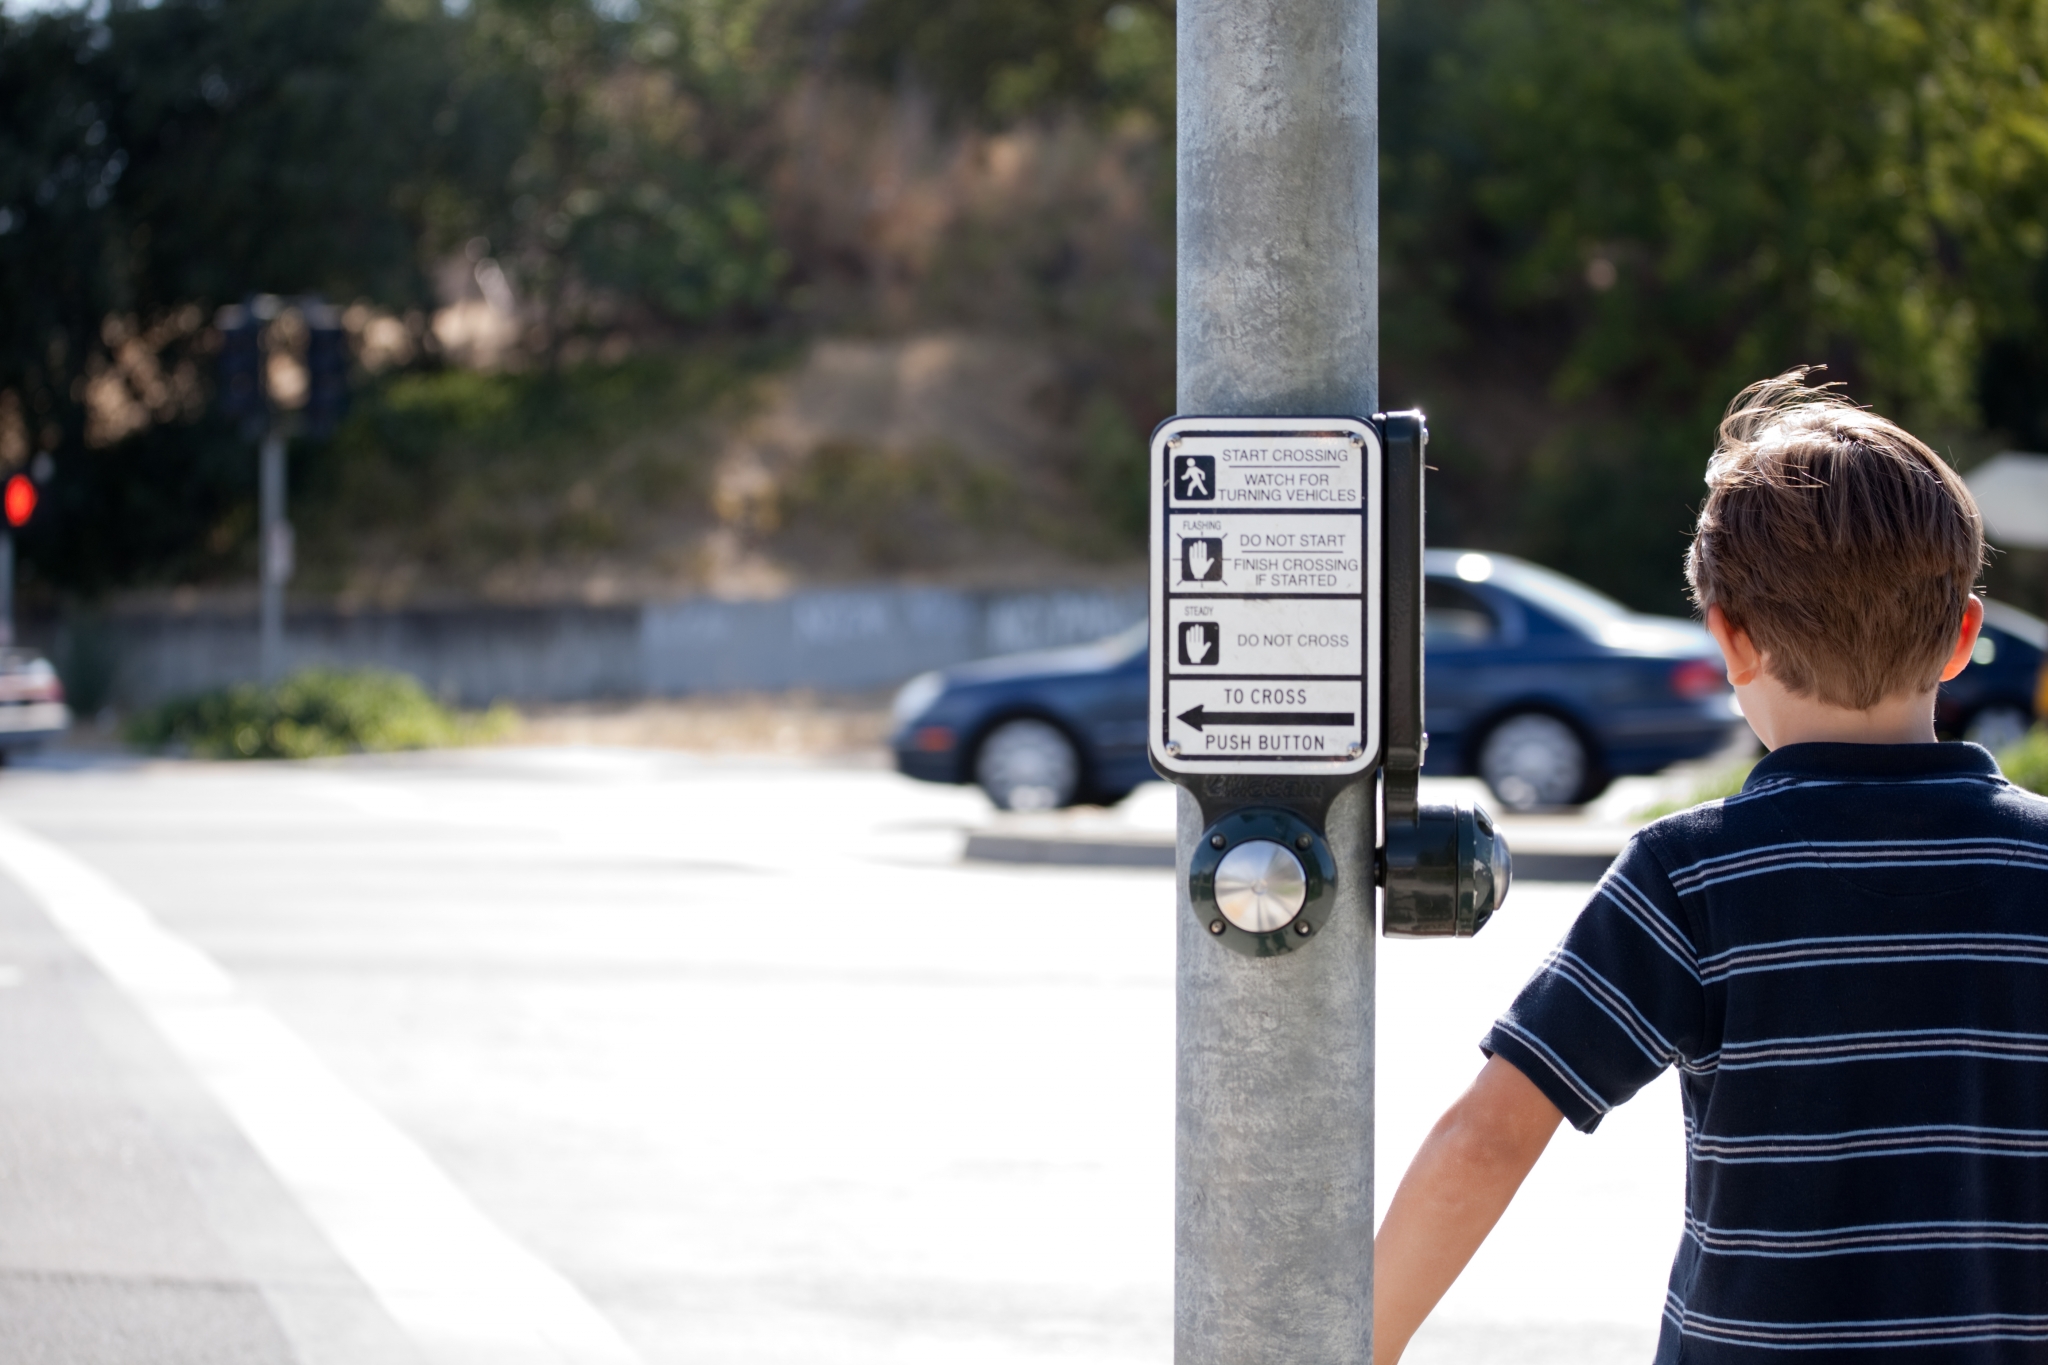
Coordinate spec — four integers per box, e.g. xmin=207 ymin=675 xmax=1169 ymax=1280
xmin=1174 ymin=0 xmax=1379 ymax=1361
xmin=258 ymin=429 xmax=287 ymax=683
xmin=0 ymin=529 xmax=13 ymax=648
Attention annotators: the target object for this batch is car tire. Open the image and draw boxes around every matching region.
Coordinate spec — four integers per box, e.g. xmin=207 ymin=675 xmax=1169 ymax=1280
xmin=1965 ymin=703 xmax=2032 ymax=752
xmin=1478 ymin=712 xmax=1596 ymax=811
xmin=975 ymin=718 xmax=1082 ymax=811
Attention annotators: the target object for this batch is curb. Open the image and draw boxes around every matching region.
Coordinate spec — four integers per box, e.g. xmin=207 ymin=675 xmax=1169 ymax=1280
xmin=963 ymin=834 xmax=1176 ymax=869
xmin=963 ymin=834 xmax=1618 ymax=880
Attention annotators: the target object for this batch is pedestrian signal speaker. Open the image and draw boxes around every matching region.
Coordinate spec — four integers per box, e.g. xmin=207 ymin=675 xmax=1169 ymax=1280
xmin=3 ymin=474 xmax=34 ymax=528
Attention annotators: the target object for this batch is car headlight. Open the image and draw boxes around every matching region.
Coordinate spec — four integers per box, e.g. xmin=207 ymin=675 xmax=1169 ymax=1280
xmin=891 ymin=671 xmax=947 ymax=732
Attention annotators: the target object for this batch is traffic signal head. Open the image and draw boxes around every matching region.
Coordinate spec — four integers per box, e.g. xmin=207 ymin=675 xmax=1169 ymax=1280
xmin=4 ymin=474 xmax=35 ymax=529
xmin=303 ymin=321 xmax=349 ymax=439
xmin=217 ymin=304 xmax=267 ymax=427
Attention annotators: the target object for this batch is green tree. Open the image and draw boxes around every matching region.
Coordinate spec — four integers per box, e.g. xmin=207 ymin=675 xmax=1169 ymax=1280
xmin=458 ymin=0 xmax=798 ymax=353
xmin=838 ymin=0 xmax=1173 ymax=125
xmin=1385 ymin=0 xmax=2048 ymax=608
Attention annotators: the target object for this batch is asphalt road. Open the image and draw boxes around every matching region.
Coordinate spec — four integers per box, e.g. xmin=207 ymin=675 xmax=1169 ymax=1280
xmin=0 ymin=750 xmax=1682 ymax=1364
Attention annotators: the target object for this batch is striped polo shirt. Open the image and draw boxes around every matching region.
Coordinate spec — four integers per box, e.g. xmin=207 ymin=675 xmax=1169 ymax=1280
xmin=1484 ymin=741 xmax=2048 ymax=1361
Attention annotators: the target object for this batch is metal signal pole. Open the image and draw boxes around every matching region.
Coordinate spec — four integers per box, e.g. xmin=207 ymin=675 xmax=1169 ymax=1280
xmin=258 ymin=428 xmax=290 ymax=683
xmin=0 ymin=529 xmax=13 ymax=648
xmin=1174 ymin=0 xmax=1380 ymax=1361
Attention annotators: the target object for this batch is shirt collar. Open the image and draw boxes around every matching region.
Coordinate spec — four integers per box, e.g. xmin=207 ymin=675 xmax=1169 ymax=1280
xmin=1744 ymin=741 xmax=2000 ymax=790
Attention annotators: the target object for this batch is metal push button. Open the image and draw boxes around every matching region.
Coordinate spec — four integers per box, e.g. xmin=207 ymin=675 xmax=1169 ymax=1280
xmin=1213 ymin=840 xmax=1308 ymax=932
xmin=1188 ymin=807 xmax=1337 ymax=956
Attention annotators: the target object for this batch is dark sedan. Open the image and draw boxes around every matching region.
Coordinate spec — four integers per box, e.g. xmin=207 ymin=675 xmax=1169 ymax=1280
xmin=1935 ymin=597 xmax=2045 ymax=748
xmin=892 ymin=551 xmax=1748 ymax=810
xmin=890 ymin=623 xmax=1155 ymax=811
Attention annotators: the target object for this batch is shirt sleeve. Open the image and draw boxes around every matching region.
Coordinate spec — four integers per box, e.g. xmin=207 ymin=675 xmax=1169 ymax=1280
xmin=1480 ymin=833 xmax=1704 ymax=1132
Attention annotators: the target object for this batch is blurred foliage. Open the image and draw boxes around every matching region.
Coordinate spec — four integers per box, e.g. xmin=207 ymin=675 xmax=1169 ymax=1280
xmin=12 ymin=0 xmax=2048 ymax=614
xmin=781 ymin=439 xmax=1016 ymax=571
xmin=1076 ymin=390 xmax=1149 ymax=543
xmin=292 ymin=342 xmax=778 ymax=583
xmin=1638 ymin=758 xmax=1758 ymax=818
xmin=0 ymin=0 xmax=505 ymax=445
xmin=1995 ymin=726 xmax=2048 ymax=792
xmin=457 ymin=0 xmax=796 ymax=347
xmin=23 ymin=414 xmax=254 ymax=592
xmin=125 ymin=667 xmax=515 ymax=759
xmin=1385 ymin=0 xmax=2048 ymax=609
xmin=839 ymin=0 xmax=1173 ymax=125
xmin=1 ymin=0 xmax=804 ymax=598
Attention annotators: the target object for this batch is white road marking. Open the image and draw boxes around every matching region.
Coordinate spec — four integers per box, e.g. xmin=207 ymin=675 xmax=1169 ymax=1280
xmin=0 ymin=816 xmax=645 ymax=1365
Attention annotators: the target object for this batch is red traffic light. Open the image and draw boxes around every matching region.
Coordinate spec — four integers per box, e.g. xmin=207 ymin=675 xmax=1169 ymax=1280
xmin=2 ymin=475 xmax=32 ymax=529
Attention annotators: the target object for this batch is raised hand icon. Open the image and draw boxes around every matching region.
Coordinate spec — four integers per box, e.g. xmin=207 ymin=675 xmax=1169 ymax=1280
xmin=1187 ymin=540 xmax=1214 ymax=580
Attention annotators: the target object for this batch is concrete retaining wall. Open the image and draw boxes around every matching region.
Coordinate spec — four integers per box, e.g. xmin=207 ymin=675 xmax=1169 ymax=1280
xmin=83 ymin=584 xmax=1147 ymax=707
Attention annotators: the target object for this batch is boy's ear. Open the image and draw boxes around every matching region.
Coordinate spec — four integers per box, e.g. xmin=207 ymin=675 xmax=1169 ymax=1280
xmin=1704 ymin=604 xmax=1764 ymax=687
xmin=1938 ymin=595 xmax=1987 ymax=683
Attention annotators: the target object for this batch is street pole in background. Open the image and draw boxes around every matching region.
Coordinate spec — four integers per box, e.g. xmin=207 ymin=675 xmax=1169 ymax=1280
xmin=0 ymin=469 xmax=40 ymax=649
xmin=0 ymin=529 xmax=13 ymax=648
xmin=221 ymin=295 xmax=339 ymax=686
xmin=1175 ymin=0 xmax=1380 ymax=1361
xmin=258 ymin=428 xmax=291 ymax=682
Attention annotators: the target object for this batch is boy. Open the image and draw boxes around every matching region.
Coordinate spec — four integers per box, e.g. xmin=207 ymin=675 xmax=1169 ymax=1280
xmin=1374 ymin=370 xmax=2048 ymax=1362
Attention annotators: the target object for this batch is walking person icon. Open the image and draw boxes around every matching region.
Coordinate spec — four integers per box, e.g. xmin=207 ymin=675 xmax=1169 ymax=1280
xmin=1176 ymin=454 xmax=1216 ymax=501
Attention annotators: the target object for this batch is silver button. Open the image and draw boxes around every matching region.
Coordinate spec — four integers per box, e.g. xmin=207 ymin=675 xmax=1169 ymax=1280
xmin=1213 ymin=840 xmax=1308 ymax=933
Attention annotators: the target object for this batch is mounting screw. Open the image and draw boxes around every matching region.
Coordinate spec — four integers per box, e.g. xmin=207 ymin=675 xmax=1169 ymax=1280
xmin=1350 ymin=433 xmax=1365 ymax=446
xmin=1166 ymin=741 xmax=1183 ymax=757
xmin=1296 ymin=833 xmax=1312 ymax=850
xmin=1209 ymin=919 xmax=1226 ymax=935
xmin=1210 ymin=834 xmax=1226 ymax=849
xmin=1295 ymin=920 xmax=1313 ymax=936
xmin=1347 ymin=743 xmax=1363 ymax=758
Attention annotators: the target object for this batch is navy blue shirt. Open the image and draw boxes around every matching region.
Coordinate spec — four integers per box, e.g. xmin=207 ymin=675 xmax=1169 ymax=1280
xmin=1484 ymin=742 xmax=2048 ymax=1360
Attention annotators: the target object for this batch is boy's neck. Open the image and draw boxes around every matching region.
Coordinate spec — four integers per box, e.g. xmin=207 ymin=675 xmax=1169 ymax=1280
xmin=1735 ymin=671 xmax=1938 ymax=749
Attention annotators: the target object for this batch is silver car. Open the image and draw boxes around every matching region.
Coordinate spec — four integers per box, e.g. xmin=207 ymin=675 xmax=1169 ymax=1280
xmin=0 ymin=650 xmax=70 ymax=759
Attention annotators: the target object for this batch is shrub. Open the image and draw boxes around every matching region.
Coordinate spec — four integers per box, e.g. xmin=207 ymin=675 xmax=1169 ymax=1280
xmin=1996 ymin=729 xmax=2048 ymax=796
xmin=125 ymin=668 xmax=516 ymax=760
xmin=1638 ymin=760 xmax=1757 ymax=819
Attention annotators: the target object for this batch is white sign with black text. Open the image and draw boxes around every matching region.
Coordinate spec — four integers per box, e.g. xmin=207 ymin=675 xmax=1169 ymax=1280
xmin=1149 ymin=417 xmax=1381 ymax=776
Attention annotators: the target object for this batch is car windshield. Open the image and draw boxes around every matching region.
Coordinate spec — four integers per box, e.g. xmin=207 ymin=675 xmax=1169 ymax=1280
xmin=1490 ymin=559 xmax=1635 ymax=630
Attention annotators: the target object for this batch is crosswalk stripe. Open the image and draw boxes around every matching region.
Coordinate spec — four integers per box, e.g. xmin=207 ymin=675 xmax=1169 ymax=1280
xmin=0 ymin=816 xmax=645 ymax=1365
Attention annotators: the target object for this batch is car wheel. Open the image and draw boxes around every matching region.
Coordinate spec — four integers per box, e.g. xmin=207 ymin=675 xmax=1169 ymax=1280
xmin=975 ymin=718 xmax=1082 ymax=811
xmin=1965 ymin=703 xmax=2032 ymax=752
xmin=1478 ymin=712 xmax=1592 ymax=811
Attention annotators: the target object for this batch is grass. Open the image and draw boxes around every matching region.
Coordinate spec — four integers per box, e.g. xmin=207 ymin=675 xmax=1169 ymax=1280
xmin=125 ymin=668 xmax=516 ymax=759
xmin=1637 ymin=760 xmax=1757 ymax=819
xmin=1995 ymin=728 xmax=2048 ymax=794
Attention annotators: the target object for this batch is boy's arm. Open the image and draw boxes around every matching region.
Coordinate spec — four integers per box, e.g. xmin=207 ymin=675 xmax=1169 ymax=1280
xmin=1373 ymin=1054 xmax=1564 ymax=1364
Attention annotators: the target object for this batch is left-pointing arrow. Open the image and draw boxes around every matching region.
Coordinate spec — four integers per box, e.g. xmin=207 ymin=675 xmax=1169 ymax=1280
xmin=1177 ymin=704 xmax=1356 ymax=732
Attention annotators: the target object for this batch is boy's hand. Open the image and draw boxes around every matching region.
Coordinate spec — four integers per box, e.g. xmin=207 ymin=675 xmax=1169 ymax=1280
xmin=1373 ymin=1055 xmax=1563 ymax=1363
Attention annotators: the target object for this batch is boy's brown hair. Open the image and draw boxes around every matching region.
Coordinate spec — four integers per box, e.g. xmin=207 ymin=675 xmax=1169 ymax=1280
xmin=1686 ymin=370 xmax=1984 ymax=710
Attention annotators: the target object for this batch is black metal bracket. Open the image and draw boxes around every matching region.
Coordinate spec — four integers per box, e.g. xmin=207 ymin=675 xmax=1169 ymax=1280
xmin=1375 ymin=410 xmax=1511 ymax=936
